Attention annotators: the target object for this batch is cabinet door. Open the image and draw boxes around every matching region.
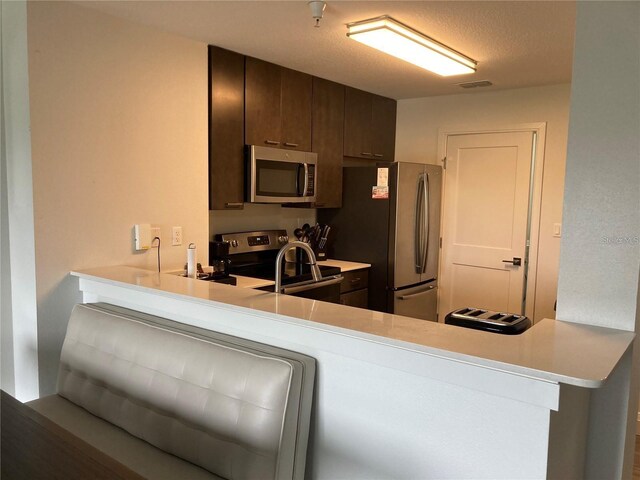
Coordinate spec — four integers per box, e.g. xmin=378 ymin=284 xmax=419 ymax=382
xmin=312 ymin=77 xmax=344 ymax=208
xmin=245 ymin=56 xmax=281 ymax=147
xmin=340 ymin=289 xmax=369 ymax=309
xmin=343 ymin=87 xmax=372 ymax=158
xmin=281 ymin=68 xmax=312 ymax=151
xmin=209 ymin=46 xmax=245 ymax=210
xmin=371 ymin=95 xmax=397 ymax=162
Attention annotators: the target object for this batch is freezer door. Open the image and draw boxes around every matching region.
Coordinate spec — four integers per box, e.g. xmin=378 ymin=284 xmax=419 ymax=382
xmin=393 ymin=282 xmax=438 ymax=322
xmin=389 ymin=162 xmax=426 ymax=288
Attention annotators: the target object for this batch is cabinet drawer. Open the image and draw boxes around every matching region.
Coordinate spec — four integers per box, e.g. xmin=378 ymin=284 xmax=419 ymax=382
xmin=340 ymin=288 xmax=369 ymax=309
xmin=340 ymin=268 xmax=369 ymax=294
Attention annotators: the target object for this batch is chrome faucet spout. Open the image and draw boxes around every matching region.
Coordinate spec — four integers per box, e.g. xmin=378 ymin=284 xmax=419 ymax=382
xmin=275 ymin=241 xmax=321 ymax=293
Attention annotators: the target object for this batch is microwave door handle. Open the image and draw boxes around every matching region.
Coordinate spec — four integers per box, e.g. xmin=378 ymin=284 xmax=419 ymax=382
xmin=295 ymin=164 xmax=302 ymax=196
xmin=302 ymin=163 xmax=309 ymax=197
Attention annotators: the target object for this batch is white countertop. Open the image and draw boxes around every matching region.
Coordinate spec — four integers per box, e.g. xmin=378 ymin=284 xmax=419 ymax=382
xmin=70 ymin=266 xmax=634 ymax=389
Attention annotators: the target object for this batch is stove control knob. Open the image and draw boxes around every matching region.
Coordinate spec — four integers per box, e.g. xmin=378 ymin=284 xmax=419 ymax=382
xmin=278 ymin=235 xmax=288 ymax=244
xmin=230 ymin=240 xmax=239 ymax=248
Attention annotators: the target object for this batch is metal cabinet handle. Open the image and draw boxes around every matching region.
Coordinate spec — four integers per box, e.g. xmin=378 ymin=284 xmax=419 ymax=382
xmin=283 ymin=142 xmax=299 ymax=147
xmin=373 ymin=153 xmax=383 ymax=158
xmin=502 ymin=257 xmax=522 ymax=266
xmin=265 ymin=140 xmax=280 ymax=145
xmin=224 ymin=202 xmax=243 ymax=209
xmin=349 ymin=278 xmax=361 ymax=284
xmin=361 ymin=152 xmax=373 ymax=156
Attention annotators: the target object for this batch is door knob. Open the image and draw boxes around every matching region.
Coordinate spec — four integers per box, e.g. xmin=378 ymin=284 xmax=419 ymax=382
xmin=502 ymin=257 xmax=522 ymax=266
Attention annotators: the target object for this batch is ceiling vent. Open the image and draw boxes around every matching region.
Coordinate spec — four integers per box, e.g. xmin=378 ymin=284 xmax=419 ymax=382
xmin=456 ymin=80 xmax=493 ymax=89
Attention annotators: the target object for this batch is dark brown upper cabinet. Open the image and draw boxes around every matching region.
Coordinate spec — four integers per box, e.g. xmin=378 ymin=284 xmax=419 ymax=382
xmin=245 ymin=57 xmax=312 ymax=151
xmin=312 ymin=77 xmax=345 ymax=208
xmin=343 ymin=87 xmax=397 ymax=162
xmin=208 ymin=46 xmax=246 ymax=210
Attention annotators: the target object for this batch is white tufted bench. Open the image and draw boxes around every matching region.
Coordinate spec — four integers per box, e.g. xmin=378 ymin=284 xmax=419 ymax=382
xmin=28 ymin=303 xmax=315 ymax=480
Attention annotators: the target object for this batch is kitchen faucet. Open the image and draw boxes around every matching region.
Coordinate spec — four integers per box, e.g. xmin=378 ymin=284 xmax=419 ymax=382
xmin=275 ymin=241 xmax=322 ymax=294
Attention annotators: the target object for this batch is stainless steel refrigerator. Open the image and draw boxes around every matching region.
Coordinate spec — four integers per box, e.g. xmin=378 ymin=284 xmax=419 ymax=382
xmin=318 ymin=162 xmax=442 ymax=321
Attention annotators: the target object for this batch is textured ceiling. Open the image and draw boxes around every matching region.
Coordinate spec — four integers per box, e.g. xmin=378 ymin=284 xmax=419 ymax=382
xmin=78 ymin=1 xmax=576 ymax=100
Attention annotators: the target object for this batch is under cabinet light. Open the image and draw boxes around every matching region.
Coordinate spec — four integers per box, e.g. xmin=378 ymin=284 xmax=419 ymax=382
xmin=346 ymin=16 xmax=477 ymax=76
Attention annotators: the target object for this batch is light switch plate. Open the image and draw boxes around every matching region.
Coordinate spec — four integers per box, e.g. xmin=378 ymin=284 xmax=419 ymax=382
xmin=553 ymin=223 xmax=562 ymax=237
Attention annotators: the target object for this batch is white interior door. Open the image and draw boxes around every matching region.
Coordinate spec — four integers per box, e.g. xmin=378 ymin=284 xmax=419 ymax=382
xmin=439 ymin=131 xmax=534 ymax=317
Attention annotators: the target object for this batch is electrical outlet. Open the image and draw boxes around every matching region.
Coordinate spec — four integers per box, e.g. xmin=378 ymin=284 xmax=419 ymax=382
xmin=150 ymin=227 xmax=161 ymax=247
xmin=172 ymin=226 xmax=183 ymax=246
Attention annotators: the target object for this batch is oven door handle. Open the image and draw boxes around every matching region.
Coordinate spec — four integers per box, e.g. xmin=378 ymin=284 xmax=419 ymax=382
xmin=281 ymin=275 xmax=343 ymax=295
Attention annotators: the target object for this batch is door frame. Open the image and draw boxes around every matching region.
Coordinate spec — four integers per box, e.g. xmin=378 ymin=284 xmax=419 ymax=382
xmin=436 ymin=122 xmax=547 ymax=322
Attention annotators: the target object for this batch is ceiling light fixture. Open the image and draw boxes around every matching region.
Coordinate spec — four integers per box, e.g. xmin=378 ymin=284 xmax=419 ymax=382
xmin=346 ymin=16 xmax=477 ymax=76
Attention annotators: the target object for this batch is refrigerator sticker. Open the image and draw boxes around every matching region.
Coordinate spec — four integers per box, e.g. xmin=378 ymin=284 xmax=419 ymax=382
xmin=372 ymin=186 xmax=389 ymax=199
xmin=377 ymin=168 xmax=389 ymax=187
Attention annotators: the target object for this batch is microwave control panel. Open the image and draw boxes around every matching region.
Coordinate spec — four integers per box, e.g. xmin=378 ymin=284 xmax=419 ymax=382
xmin=305 ymin=166 xmax=315 ymax=196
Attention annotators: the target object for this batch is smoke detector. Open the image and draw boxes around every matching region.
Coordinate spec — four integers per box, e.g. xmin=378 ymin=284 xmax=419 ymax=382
xmin=309 ymin=1 xmax=326 ymax=28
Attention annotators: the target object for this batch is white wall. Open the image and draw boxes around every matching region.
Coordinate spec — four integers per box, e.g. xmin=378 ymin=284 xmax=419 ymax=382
xmin=556 ymin=2 xmax=639 ymax=477
xmin=1 ymin=0 xmax=40 ymax=401
xmin=27 ymin=2 xmax=209 ymax=394
xmin=396 ymin=84 xmax=571 ymax=322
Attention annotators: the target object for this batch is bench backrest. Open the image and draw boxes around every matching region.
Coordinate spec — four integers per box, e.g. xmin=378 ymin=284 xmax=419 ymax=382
xmin=57 ymin=303 xmax=315 ymax=480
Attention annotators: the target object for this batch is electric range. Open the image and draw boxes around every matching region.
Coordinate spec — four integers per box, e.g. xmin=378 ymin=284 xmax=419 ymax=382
xmin=212 ymin=230 xmax=341 ymax=300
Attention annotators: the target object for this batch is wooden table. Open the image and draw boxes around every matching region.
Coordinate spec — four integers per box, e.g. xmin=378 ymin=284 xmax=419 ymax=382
xmin=1 ymin=390 xmax=144 ymax=479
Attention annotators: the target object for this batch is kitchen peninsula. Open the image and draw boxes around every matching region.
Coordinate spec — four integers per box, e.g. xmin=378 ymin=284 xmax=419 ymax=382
xmin=71 ymin=266 xmax=634 ymax=479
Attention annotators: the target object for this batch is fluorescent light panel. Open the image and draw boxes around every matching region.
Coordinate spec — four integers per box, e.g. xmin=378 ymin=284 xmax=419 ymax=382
xmin=347 ymin=16 xmax=477 ymax=77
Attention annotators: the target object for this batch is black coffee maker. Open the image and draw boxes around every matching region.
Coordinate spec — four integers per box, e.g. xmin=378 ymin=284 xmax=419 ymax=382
xmin=207 ymin=241 xmax=236 ymax=285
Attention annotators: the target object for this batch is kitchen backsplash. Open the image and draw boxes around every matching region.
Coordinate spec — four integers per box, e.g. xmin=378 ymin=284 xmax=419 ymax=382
xmin=210 ymin=204 xmax=316 ymax=238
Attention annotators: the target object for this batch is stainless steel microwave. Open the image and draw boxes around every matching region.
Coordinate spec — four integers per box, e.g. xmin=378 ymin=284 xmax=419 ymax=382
xmin=246 ymin=145 xmax=317 ymax=203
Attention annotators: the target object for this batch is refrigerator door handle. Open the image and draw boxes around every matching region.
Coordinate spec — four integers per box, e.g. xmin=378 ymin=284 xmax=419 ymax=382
xmin=398 ymin=284 xmax=436 ymax=300
xmin=421 ymin=172 xmax=430 ymax=274
xmin=415 ymin=174 xmax=425 ymax=272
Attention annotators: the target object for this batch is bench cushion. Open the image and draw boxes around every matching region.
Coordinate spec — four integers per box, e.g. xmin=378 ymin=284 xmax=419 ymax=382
xmin=28 ymin=394 xmax=222 ymax=479
xmin=53 ymin=303 xmax=312 ymax=480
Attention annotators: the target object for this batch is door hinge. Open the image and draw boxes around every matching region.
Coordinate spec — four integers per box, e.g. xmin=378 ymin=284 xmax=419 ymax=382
xmin=442 ymin=157 xmax=447 ymax=170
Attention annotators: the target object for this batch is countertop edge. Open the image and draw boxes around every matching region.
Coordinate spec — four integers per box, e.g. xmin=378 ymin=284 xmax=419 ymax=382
xmin=70 ymin=267 xmax=636 ymax=390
